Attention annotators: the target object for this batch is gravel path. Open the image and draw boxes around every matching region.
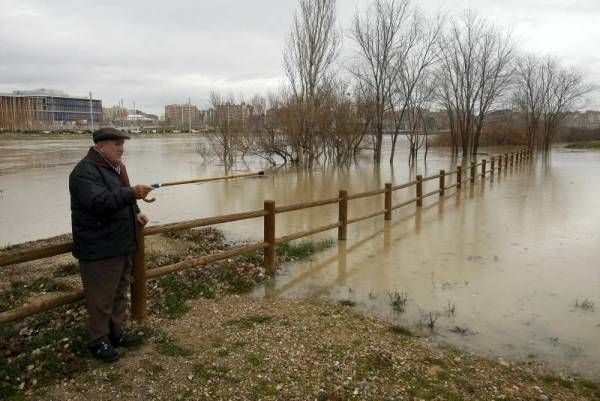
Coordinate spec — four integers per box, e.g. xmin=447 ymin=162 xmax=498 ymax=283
xmin=28 ymin=296 xmax=598 ymax=401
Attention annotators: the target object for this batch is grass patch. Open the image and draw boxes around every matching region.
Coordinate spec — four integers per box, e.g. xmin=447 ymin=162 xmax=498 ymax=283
xmin=389 ymin=325 xmax=414 ymax=337
xmin=574 ymin=298 xmax=595 ymax=312
xmin=193 ymin=362 xmax=233 ymax=382
xmin=338 ymin=299 xmax=356 ymax=307
xmin=216 ymin=264 xmax=256 ymax=294
xmin=161 ymin=227 xmax=225 ymax=249
xmin=357 ymin=351 xmax=394 ymax=377
xmin=52 ymin=261 xmax=79 ymax=277
xmin=155 ymin=275 xmax=216 ymax=318
xmin=226 ymin=315 xmax=274 ymax=329
xmin=387 ymin=290 xmax=408 ymax=313
xmin=0 ymin=278 xmax=72 ymax=313
xmin=238 ymin=238 xmax=335 ymax=265
xmin=277 ymin=239 xmax=334 ymax=260
xmin=155 ymin=330 xmax=193 ymax=357
xmin=246 ymin=353 xmax=264 ymax=367
xmin=252 ymin=379 xmax=279 ymax=397
xmin=0 ymin=316 xmax=88 ymax=400
xmin=565 ymin=141 xmax=600 ymax=149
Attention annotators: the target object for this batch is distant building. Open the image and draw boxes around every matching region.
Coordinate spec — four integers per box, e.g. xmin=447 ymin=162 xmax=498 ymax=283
xmin=563 ymin=111 xmax=600 ymax=129
xmin=215 ymin=102 xmax=254 ymax=130
xmin=104 ymin=105 xmax=128 ymax=124
xmin=165 ymin=104 xmax=203 ymax=129
xmin=0 ymin=89 xmax=102 ymax=130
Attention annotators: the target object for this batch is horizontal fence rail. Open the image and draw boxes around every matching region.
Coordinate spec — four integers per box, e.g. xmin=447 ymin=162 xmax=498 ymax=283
xmin=0 ymin=148 xmax=532 ymax=324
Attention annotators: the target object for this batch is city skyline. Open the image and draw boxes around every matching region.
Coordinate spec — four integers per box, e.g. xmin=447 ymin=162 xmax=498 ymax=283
xmin=1 ymin=0 xmax=598 ymax=116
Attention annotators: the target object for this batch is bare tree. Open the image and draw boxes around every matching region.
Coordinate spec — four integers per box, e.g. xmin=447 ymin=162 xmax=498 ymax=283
xmin=514 ymin=55 xmax=594 ymax=152
xmin=350 ymin=0 xmax=411 ymax=163
xmin=436 ymin=11 xmax=514 ymax=157
xmin=283 ymin=0 xmax=341 ymax=167
xmin=388 ymin=9 xmax=443 ymax=163
xmin=514 ymin=54 xmax=545 ymax=150
xmin=209 ymin=90 xmax=241 ymax=167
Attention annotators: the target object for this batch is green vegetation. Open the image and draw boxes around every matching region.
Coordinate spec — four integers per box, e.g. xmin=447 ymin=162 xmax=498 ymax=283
xmin=52 ymin=261 xmax=80 ymax=277
xmin=246 ymin=353 xmax=264 ymax=367
xmin=574 ymin=298 xmax=595 ymax=312
xmin=338 ymin=299 xmax=356 ymax=307
xmin=155 ymin=330 xmax=193 ymax=357
xmin=238 ymin=238 xmax=335 ymax=265
xmin=565 ymin=141 xmax=600 ymax=149
xmin=0 ymin=278 xmax=72 ymax=312
xmin=225 ymin=314 xmax=274 ymax=329
xmin=0 ymin=314 xmax=89 ymax=400
xmin=155 ymin=275 xmax=215 ymax=318
xmin=387 ymin=290 xmax=408 ymax=313
xmin=389 ymin=325 xmax=414 ymax=337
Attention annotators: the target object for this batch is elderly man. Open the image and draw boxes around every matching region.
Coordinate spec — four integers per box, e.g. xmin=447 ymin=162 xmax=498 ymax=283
xmin=69 ymin=127 xmax=153 ymax=362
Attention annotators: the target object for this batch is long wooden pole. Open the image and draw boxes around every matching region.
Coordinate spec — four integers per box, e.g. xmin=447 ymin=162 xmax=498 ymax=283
xmin=152 ymin=171 xmax=264 ymax=188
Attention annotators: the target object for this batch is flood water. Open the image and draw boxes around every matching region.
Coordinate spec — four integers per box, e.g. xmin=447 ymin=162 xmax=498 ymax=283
xmin=1 ymin=135 xmax=599 ymax=378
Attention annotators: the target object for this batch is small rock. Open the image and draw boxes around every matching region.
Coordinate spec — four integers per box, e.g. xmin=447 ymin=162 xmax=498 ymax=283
xmin=498 ymin=357 xmax=510 ymax=367
xmin=427 ymin=365 xmax=445 ymax=378
xmin=538 ymin=396 xmax=549 ymax=401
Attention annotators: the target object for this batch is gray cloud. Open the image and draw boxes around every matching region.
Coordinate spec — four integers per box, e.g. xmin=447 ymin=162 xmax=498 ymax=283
xmin=1 ymin=0 xmax=598 ymax=115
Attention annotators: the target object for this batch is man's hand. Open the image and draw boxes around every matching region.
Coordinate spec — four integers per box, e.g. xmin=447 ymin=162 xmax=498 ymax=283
xmin=133 ymin=185 xmax=153 ymax=200
xmin=136 ymin=213 xmax=149 ymax=226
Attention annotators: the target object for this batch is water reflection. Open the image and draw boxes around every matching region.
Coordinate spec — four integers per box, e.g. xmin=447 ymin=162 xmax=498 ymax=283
xmin=254 ymin=152 xmax=600 ymax=378
xmin=1 ymin=136 xmax=599 ymax=378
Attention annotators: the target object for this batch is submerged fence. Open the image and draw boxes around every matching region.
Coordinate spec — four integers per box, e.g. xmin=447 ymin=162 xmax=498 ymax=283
xmin=0 ymin=149 xmax=531 ymax=324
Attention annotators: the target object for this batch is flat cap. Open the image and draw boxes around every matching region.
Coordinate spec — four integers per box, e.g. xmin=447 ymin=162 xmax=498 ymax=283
xmin=92 ymin=127 xmax=131 ymax=143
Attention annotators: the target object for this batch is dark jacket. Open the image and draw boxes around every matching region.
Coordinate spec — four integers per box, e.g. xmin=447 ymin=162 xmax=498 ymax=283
xmin=69 ymin=147 xmax=140 ymax=261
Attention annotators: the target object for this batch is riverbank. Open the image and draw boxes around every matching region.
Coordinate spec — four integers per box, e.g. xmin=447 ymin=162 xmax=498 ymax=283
xmin=0 ymin=229 xmax=332 ymax=399
xmin=1 ymin=231 xmax=599 ymax=400
xmin=0 ymin=131 xmax=204 ymax=141
xmin=565 ymin=141 xmax=600 ymax=149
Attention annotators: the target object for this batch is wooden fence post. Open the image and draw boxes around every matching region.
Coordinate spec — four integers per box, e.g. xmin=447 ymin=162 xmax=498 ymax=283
xmin=457 ymin=166 xmax=462 ymax=189
xmin=264 ymin=200 xmax=276 ymax=274
xmin=338 ymin=190 xmax=348 ymax=240
xmin=131 ymin=226 xmax=146 ymax=321
xmin=384 ymin=183 xmax=392 ymax=220
xmin=416 ymin=175 xmax=423 ymax=207
xmin=490 ymin=157 xmax=495 ymax=176
xmin=481 ymin=159 xmax=487 ymax=179
xmin=439 ymin=170 xmax=445 ymax=196
xmin=510 ymin=152 xmax=514 ymax=166
xmin=470 ymin=161 xmax=476 ymax=183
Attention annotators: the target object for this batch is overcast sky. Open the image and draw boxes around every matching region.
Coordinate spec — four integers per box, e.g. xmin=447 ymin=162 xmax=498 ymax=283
xmin=1 ymin=0 xmax=598 ymax=115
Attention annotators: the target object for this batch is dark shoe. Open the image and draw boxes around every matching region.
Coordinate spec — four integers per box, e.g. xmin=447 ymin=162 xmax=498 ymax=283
xmin=109 ymin=331 xmax=143 ymax=348
xmin=88 ymin=340 xmax=119 ymax=363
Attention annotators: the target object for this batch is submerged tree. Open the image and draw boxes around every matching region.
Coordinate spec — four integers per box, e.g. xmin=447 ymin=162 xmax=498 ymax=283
xmin=436 ymin=11 xmax=514 ymax=157
xmin=514 ymin=55 xmax=594 ymax=152
xmin=283 ymin=0 xmax=341 ymax=167
xmin=350 ymin=0 xmax=411 ymax=164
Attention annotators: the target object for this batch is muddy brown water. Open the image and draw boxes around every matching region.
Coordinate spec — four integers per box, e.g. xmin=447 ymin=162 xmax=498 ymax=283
xmin=1 ymin=135 xmax=599 ymax=378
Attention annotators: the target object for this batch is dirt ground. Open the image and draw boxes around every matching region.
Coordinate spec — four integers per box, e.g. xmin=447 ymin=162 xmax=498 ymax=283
xmin=22 ymin=296 xmax=600 ymax=401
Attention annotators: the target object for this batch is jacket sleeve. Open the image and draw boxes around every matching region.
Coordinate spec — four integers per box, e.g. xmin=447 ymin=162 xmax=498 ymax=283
xmin=70 ymin=164 xmax=136 ymax=214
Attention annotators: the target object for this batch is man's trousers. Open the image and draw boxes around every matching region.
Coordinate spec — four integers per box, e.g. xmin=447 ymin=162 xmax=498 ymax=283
xmin=79 ymin=255 xmax=131 ymax=347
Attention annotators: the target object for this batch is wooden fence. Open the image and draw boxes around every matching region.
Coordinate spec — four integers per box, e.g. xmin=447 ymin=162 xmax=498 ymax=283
xmin=0 ymin=149 xmax=531 ymax=324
